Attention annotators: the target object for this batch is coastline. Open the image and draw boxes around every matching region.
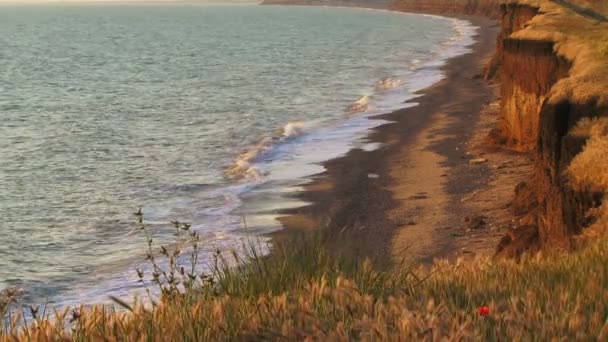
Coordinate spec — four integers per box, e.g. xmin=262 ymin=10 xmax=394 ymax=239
xmin=4 ymin=1 xmax=608 ymax=339
xmin=274 ymin=13 xmax=508 ymax=266
xmin=260 ymin=1 xmax=392 ymax=10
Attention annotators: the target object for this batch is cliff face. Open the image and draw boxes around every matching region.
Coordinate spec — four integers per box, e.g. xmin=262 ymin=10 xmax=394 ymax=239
xmin=498 ymin=36 xmax=571 ymax=151
xmin=394 ymin=0 xmax=608 ymax=251
xmin=390 ymin=0 xmax=501 ymax=18
xmin=494 ymin=1 xmax=608 ymax=250
xmin=484 ymin=3 xmax=538 ymax=79
xmin=535 ymin=97 xmax=607 ymax=246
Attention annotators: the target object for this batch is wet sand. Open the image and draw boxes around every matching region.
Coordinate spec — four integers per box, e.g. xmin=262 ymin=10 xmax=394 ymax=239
xmin=274 ymin=16 xmax=508 ymax=266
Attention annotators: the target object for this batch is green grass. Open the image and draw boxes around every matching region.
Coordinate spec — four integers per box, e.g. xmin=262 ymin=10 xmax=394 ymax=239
xmin=2 ymin=220 xmax=608 ymax=340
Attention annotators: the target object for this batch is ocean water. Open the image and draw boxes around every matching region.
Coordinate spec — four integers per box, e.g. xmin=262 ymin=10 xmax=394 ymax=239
xmin=0 ymin=4 xmax=477 ymax=307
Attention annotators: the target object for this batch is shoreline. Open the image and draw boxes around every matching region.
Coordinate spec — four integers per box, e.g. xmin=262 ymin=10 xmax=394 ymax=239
xmin=274 ymin=13 xmax=506 ymax=266
xmin=2 ymin=4 xmax=495 ymax=312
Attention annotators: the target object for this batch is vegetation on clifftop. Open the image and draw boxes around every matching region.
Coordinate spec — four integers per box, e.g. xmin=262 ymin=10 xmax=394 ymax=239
xmin=569 ymin=117 xmax=608 ymax=240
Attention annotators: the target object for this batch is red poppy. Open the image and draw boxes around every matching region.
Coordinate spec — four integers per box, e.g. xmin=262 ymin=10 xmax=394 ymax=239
xmin=478 ymin=306 xmax=490 ymax=316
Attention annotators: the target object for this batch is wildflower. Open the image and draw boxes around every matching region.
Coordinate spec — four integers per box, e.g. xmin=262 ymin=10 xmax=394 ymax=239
xmin=478 ymin=306 xmax=490 ymax=316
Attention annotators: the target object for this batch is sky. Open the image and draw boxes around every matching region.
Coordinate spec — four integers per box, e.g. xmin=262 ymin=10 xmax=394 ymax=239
xmin=0 ymin=0 xmax=257 ymax=3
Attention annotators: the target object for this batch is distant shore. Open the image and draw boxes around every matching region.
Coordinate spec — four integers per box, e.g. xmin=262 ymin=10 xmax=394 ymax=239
xmin=273 ymin=11 xmax=508 ymax=265
xmin=261 ymin=0 xmax=392 ymax=9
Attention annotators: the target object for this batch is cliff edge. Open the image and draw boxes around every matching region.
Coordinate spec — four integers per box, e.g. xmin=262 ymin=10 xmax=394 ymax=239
xmin=490 ymin=0 xmax=607 ymax=253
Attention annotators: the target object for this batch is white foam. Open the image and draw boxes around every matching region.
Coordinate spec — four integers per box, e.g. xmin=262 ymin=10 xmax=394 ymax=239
xmin=376 ymin=77 xmax=402 ymax=91
xmin=280 ymin=121 xmax=307 ymax=138
xmin=439 ymin=18 xmax=478 ymax=58
xmin=225 ymin=137 xmax=274 ymax=180
xmin=347 ymin=95 xmax=373 ymax=113
xmin=226 ymin=121 xmax=314 ymax=180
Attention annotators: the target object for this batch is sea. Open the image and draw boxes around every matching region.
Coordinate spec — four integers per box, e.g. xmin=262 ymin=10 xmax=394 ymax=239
xmin=0 ymin=3 xmax=477 ymax=308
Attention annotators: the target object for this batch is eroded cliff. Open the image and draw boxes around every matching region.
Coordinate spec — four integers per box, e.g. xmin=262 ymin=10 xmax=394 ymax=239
xmin=497 ymin=35 xmax=571 ymax=150
xmin=494 ymin=1 xmax=608 ymax=252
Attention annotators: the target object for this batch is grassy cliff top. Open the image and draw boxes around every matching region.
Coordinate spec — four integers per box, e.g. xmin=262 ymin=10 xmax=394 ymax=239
xmin=507 ymin=0 xmax=608 ymax=97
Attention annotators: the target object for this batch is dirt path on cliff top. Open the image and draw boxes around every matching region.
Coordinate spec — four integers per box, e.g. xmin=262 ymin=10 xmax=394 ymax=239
xmin=275 ymin=17 xmax=531 ymax=266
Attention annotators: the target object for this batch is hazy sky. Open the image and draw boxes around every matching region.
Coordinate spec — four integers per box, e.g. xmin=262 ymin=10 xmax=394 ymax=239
xmin=0 ymin=0 xmax=256 ymax=3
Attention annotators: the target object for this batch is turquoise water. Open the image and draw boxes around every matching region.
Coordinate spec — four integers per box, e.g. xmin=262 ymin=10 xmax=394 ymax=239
xmin=0 ymin=4 xmax=476 ymax=307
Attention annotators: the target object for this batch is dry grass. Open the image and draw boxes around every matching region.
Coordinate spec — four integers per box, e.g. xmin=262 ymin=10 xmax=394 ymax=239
xmin=569 ymin=117 xmax=608 ymax=191
xmin=506 ymin=0 xmax=608 ymax=105
xmin=568 ymin=117 xmax=608 ymax=239
xmin=0 ymin=289 xmax=21 ymax=327
xmin=3 ymin=225 xmax=608 ymax=340
xmin=561 ymin=0 xmax=608 ymax=16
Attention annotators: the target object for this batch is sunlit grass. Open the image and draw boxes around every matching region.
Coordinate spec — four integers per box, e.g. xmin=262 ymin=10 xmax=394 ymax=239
xmin=2 ymin=215 xmax=608 ymax=340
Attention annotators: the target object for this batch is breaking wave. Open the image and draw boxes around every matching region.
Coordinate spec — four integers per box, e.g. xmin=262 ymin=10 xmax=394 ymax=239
xmin=224 ymin=17 xmax=478 ymax=183
xmin=277 ymin=121 xmax=307 ymax=138
xmin=226 ymin=121 xmax=308 ymax=180
xmin=347 ymin=95 xmax=373 ymax=113
xmin=376 ymin=77 xmax=402 ymax=90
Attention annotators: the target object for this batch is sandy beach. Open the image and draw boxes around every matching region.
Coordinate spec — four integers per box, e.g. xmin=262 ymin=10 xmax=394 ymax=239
xmin=275 ymin=16 xmax=531 ymax=266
